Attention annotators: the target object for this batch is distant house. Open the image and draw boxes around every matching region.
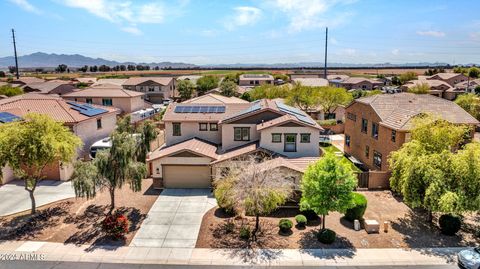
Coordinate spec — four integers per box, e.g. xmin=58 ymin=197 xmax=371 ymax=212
xmin=337 ymin=77 xmax=383 ymax=90
xmin=74 ymin=77 xmax=97 ymax=85
xmin=93 ymin=79 xmax=128 ymax=86
xmin=288 ymin=70 xmax=325 ymax=80
xmin=292 ymin=78 xmax=329 ymax=87
xmin=11 ymin=77 xmax=45 ymax=85
xmin=427 ymin=73 xmax=467 ymax=86
xmin=455 ymin=79 xmax=480 ymax=92
xmin=23 ymin=80 xmax=77 ymax=95
xmin=400 ymin=79 xmax=461 ymax=100
xmin=182 ymin=93 xmax=249 ymax=105
xmin=177 ymin=75 xmax=202 ymax=85
xmin=205 ymin=85 xmax=249 ymax=97
xmin=122 ymin=77 xmax=177 ymax=104
xmin=238 ymin=74 xmax=274 ymax=87
xmin=327 ymin=74 xmax=350 ymax=87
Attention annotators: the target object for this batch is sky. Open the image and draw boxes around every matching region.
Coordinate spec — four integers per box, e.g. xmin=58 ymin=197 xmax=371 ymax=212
xmin=1 ymin=0 xmax=480 ymax=65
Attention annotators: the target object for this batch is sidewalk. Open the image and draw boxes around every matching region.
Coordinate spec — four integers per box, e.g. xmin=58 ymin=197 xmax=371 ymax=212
xmin=0 ymin=240 xmax=461 ymax=266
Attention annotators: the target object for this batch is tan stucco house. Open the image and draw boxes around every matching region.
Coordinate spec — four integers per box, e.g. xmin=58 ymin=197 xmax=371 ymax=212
xmin=122 ymin=77 xmax=177 ymax=104
xmin=238 ymin=74 xmax=274 ymax=87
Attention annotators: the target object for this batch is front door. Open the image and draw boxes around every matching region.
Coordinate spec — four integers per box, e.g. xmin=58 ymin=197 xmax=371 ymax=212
xmin=284 ymin=134 xmax=297 ymax=152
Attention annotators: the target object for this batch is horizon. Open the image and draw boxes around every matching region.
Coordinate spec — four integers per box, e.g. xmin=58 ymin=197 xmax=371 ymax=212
xmin=1 ymin=0 xmax=480 ymax=65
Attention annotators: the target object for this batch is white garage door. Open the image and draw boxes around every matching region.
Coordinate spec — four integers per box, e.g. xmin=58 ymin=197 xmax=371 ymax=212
xmin=163 ymin=165 xmax=211 ymax=188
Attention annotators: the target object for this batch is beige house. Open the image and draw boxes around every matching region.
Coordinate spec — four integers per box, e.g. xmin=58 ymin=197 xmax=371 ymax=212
xmin=11 ymin=77 xmax=45 ymax=85
xmin=122 ymin=77 xmax=177 ymax=104
xmin=62 ymin=83 xmax=145 ymax=114
xmin=147 ymin=98 xmax=322 ymax=188
xmin=238 ymin=74 xmax=274 ymax=87
xmin=0 ymin=94 xmax=118 ymax=184
xmin=338 ymin=77 xmax=383 ymax=90
xmin=182 ymin=93 xmax=249 ymax=105
xmin=427 ymin=73 xmax=467 ymax=86
xmin=292 ymin=78 xmax=329 ymax=87
xmin=401 ymin=79 xmax=462 ymax=100
xmin=23 ymin=80 xmax=77 ymax=95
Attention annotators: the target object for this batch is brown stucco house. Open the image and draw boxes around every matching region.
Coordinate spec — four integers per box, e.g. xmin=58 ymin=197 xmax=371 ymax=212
xmin=343 ymin=93 xmax=479 ymax=188
xmin=400 ymin=79 xmax=462 ymax=100
xmin=427 ymin=73 xmax=467 ymax=86
xmin=122 ymin=77 xmax=177 ymax=104
xmin=146 ymin=98 xmax=322 ymax=189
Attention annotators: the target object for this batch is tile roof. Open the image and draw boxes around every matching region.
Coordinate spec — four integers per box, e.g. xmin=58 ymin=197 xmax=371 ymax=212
xmin=239 ymin=74 xmax=274 ymax=80
xmin=428 ymin=73 xmax=465 ymax=80
xmin=354 ymin=93 xmax=479 ymax=130
xmin=293 ymin=78 xmax=329 ymax=87
xmin=63 ymin=84 xmax=144 ymax=98
xmin=162 ymin=102 xmax=251 ymax=122
xmin=327 ymin=74 xmax=349 ymax=81
xmin=75 ymin=77 xmax=97 ymax=84
xmin=404 ymin=79 xmax=452 ymax=89
xmin=13 ymin=77 xmax=45 ymax=84
xmin=147 ymin=138 xmax=219 ymax=161
xmin=24 ymin=80 xmax=75 ymax=94
xmin=256 ymin=157 xmax=319 ymax=173
xmin=212 ymin=142 xmax=263 ymax=164
xmin=0 ymin=93 xmax=117 ymax=124
xmin=257 ymin=114 xmax=322 ymax=130
xmin=123 ymin=77 xmax=174 ymax=86
xmin=93 ymin=79 xmax=128 ymax=86
xmin=182 ymin=93 xmax=249 ymax=104
xmin=340 ymin=77 xmax=382 ymax=85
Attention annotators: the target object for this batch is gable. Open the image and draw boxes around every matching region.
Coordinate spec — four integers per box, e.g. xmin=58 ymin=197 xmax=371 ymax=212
xmin=279 ymin=122 xmax=305 ymax=127
xmin=137 ymin=80 xmax=164 ymax=87
xmin=229 ymin=110 xmax=283 ymax=124
xmin=169 ymin=150 xmax=205 ymax=158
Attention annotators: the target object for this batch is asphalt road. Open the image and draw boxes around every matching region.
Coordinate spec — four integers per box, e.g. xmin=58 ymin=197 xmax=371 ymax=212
xmin=0 ymin=261 xmax=460 ymax=269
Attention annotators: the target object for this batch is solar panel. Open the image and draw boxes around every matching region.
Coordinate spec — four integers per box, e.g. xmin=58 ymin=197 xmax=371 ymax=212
xmin=191 ymin=106 xmax=201 ymax=113
xmin=275 ymin=101 xmax=316 ymax=125
xmin=174 ymin=105 xmax=226 ymax=114
xmin=216 ymin=106 xmax=226 ymax=113
xmin=0 ymin=112 xmax=22 ymax=123
xmin=67 ymin=101 xmax=108 ymax=117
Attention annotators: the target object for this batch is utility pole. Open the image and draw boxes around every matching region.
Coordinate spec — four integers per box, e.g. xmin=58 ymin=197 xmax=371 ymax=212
xmin=324 ymin=27 xmax=328 ymax=79
xmin=11 ymin=29 xmax=19 ymax=79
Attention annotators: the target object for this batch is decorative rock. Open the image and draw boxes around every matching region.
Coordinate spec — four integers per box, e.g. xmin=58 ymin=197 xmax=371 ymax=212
xmin=354 ymin=219 xmax=361 ymax=231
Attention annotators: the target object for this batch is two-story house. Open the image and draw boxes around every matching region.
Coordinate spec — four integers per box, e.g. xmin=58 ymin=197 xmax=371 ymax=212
xmin=238 ymin=74 xmax=274 ymax=87
xmin=122 ymin=77 xmax=177 ymax=104
xmin=337 ymin=77 xmax=384 ymax=90
xmin=427 ymin=73 xmax=468 ymax=86
xmin=344 ymin=93 xmax=479 ymax=188
xmin=147 ymin=98 xmax=322 ymax=188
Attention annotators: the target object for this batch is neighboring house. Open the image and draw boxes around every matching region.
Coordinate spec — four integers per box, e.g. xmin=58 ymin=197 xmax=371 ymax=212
xmin=344 ymin=93 xmax=479 ymax=188
xmin=401 ymin=79 xmax=461 ymax=100
xmin=0 ymin=94 xmax=118 ymax=183
xmin=182 ymin=93 xmax=249 ymax=105
xmin=93 ymin=79 xmax=128 ymax=86
xmin=74 ymin=77 xmax=97 ymax=85
xmin=62 ymin=83 xmax=145 ymax=114
xmin=288 ymin=70 xmax=325 ymax=80
xmin=177 ymin=75 xmax=202 ymax=85
xmin=205 ymin=85 xmax=249 ymax=97
xmin=292 ymin=78 xmax=329 ymax=87
xmin=11 ymin=77 xmax=45 ymax=85
xmin=338 ymin=77 xmax=383 ymax=90
xmin=327 ymin=74 xmax=350 ymax=87
xmin=455 ymin=79 xmax=480 ymax=92
xmin=122 ymin=77 xmax=177 ymax=104
xmin=23 ymin=80 xmax=77 ymax=95
xmin=147 ymin=99 xmax=322 ymax=188
xmin=238 ymin=74 xmax=274 ymax=87
xmin=427 ymin=73 xmax=468 ymax=86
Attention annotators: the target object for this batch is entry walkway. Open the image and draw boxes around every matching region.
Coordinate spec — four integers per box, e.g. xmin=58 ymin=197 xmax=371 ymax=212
xmin=130 ymin=188 xmax=217 ymax=248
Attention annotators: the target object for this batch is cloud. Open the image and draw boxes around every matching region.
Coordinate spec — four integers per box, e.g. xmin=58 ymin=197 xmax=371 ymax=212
xmin=224 ymin=6 xmax=262 ymax=30
xmin=8 ymin=0 xmax=42 ymax=14
xmin=200 ymin=29 xmax=219 ymax=37
xmin=470 ymin=32 xmax=480 ymax=41
xmin=391 ymin=49 xmax=400 ymax=55
xmin=416 ymin=30 xmax=446 ymax=37
xmin=121 ymin=26 xmax=142 ymax=35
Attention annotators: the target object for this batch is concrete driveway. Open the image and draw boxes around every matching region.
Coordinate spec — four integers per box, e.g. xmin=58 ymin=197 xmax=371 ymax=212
xmin=131 ymin=188 xmax=217 ymax=248
xmin=0 ymin=180 xmax=75 ymax=216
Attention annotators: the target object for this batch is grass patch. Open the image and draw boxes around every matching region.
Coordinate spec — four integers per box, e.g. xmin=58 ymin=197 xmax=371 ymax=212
xmin=320 ymin=145 xmax=361 ymax=173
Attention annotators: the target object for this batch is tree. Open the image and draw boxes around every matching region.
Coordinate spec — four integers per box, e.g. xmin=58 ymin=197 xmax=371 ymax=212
xmin=127 ymin=65 xmax=135 ymax=71
xmin=196 ymin=75 xmax=219 ymax=95
xmin=214 ymin=157 xmax=294 ymax=240
xmin=399 ymin=71 xmax=417 ymax=84
xmin=455 ymin=93 xmax=480 ymax=120
xmin=219 ymin=80 xmax=237 ymax=97
xmin=248 ymin=84 xmax=290 ymax=100
xmin=177 ymin=79 xmax=195 ymax=100
xmin=89 ymin=65 xmax=98 ymax=72
xmin=8 ymin=66 xmax=16 ymax=74
xmin=285 ymin=83 xmax=321 ymax=112
xmin=407 ymin=83 xmax=430 ymax=94
xmin=55 ymin=64 xmax=68 ymax=73
xmin=0 ymin=71 xmax=5 ymax=77
xmin=316 ymin=86 xmax=353 ymax=115
xmin=351 ymin=89 xmax=382 ymax=99
xmin=79 ymin=65 xmax=88 ymax=72
xmin=391 ymin=76 xmax=400 ymax=86
xmin=223 ymin=72 xmax=243 ymax=84
xmin=0 ymin=114 xmax=81 ymax=214
xmin=467 ymin=67 xmax=480 ymax=93
xmin=71 ymin=132 xmax=146 ymax=212
xmin=136 ymin=120 xmax=158 ymax=163
xmin=116 ymin=115 xmax=134 ymax=134
xmin=273 ymin=73 xmax=289 ymax=82
xmin=300 ymin=153 xmax=357 ymax=230
xmin=99 ymin=65 xmax=111 ymax=72
xmin=0 ymin=85 xmax=24 ymax=97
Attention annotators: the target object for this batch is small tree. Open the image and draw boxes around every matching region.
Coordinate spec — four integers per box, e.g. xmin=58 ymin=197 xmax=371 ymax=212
xmin=177 ymin=79 xmax=195 ymax=100
xmin=219 ymin=80 xmax=237 ymax=97
xmin=285 ymin=83 xmax=321 ymax=112
xmin=136 ymin=120 xmax=158 ymax=163
xmin=249 ymin=84 xmax=290 ymax=100
xmin=316 ymin=86 xmax=353 ymax=116
xmin=300 ymin=153 xmax=357 ymax=230
xmin=0 ymin=85 xmax=24 ymax=97
xmin=408 ymin=83 xmax=430 ymax=94
xmin=467 ymin=67 xmax=480 ymax=93
xmin=0 ymin=114 xmax=82 ymax=214
xmin=71 ymin=132 xmax=146 ymax=212
xmin=116 ymin=115 xmax=134 ymax=134
xmin=196 ymin=75 xmax=219 ymax=95
xmin=399 ymin=71 xmax=418 ymax=84
xmin=55 ymin=64 xmax=68 ymax=73
xmin=455 ymin=93 xmax=480 ymax=120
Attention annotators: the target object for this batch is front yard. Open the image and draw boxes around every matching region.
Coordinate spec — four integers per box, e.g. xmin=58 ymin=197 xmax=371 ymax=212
xmin=196 ymin=190 xmax=480 ymax=249
xmin=320 ymin=144 xmax=361 ymax=173
xmin=0 ymin=178 xmax=160 ymax=246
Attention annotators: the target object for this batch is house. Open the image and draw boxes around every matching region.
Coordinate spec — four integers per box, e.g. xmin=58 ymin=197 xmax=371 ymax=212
xmin=0 ymin=94 xmax=118 ymax=183
xmin=62 ymin=83 xmax=146 ymax=114
xmin=292 ymin=78 xmax=329 ymax=87
xmin=455 ymin=79 xmax=480 ymax=92
xmin=11 ymin=77 xmax=45 ymax=85
xmin=23 ymin=80 xmax=77 ymax=95
xmin=337 ymin=77 xmax=383 ymax=90
xmin=238 ymin=74 xmax=274 ymax=87
xmin=177 ymin=75 xmax=202 ymax=85
xmin=205 ymin=85 xmax=249 ymax=97
xmin=93 ymin=79 xmax=128 ymax=86
xmin=288 ymin=70 xmax=325 ymax=80
xmin=327 ymin=74 xmax=350 ymax=87
xmin=74 ymin=77 xmax=97 ymax=85
xmin=182 ymin=93 xmax=249 ymax=104
xmin=343 ymin=93 xmax=479 ymax=188
xmin=122 ymin=77 xmax=177 ymax=104
xmin=427 ymin=73 xmax=468 ymax=86
xmin=401 ymin=79 xmax=462 ymax=100
xmin=146 ymin=99 xmax=323 ymax=188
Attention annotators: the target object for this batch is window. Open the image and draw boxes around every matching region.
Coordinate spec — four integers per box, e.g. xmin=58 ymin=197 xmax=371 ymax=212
xmin=255 ymin=80 xmax=259 ymax=85
xmin=96 ymin=119 xmax=102 ymax=129
xmin=300 ymin=133 xmax=311 ymax=143
xmin=209 ymin=123 xmax=218 ymax=131
xmin=365 ymin=145 xmax=369 ymax=158
xmin=249 ymin=81 xmax=254 ymax=85
xmin=361 ymin=118 xmax=368 ymax=133
xmin=391 ymin=130 xmax=396 ymax=142
xmin=345 ymin=134 xmax=351 ymax=147
xmin=199 ymin=123 xmax=208 ymax=131
xmin=272 ymin=133 xmax=282 ymax=143
xmin=347 ymin=112 xmax=356 ymax=121
xmin=86 ymin=98 xmax=93 ymax=104
xmin=234 ymin=127 xmax=250 ymax=141
xmin=172 ymin=123 xmax=181 ymax=136
xmin=102 ymin=98 xmax=113 ymax=106
xmin=148 ymin=86 xmax=155 ymax=92
xmin=325 ymin=113 xmax=336 ymax=120
xmin=284 ymin=134 xmax=297 ymax=152
xmin=373 ymin=151 xmax=382 ymax=169
xmin=372 ymin=122 xmax=379 ymax=139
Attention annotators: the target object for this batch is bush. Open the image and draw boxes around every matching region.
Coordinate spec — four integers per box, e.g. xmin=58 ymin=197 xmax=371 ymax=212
xmin=300 ymin=209 xmax=318 ymax=221
xmin=102 ymin=213 xmax=129 ymax=239
xmin=317 ymin=119 xmax=337 ymax=126
xmin=344 ymin=193 xmax=368 ymax=222
xmin=439 ymin=214 xmax=461 ymax=236
xmin=317 ymin=229 xmax=336 ymax=244
xmin=239 ymin=226 xmax=251 ymax=240
xmin=295 ymin=214 xmax=307 ymax=227
xmin=224 ymin=221 xmax=235 ymax=234
xmin=213 ymin=177 xmax=237 ymax=214
xmin=278 ymin=219 xmax=293 ymax=233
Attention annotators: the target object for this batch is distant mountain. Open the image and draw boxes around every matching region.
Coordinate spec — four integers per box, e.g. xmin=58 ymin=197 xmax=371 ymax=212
xmin=0 ymin=52 xmax=197 ymax=68
xmin=205 ymin=62 xmax=453 ymax=68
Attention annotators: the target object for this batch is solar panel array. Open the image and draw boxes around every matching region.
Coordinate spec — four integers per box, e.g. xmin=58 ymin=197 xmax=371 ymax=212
xmin=68 ymin=102 xmax=108 ymax=117
xmin=224 ymin=100 xmax=262 ymax=120
xmin=174 ymin=106 xmax=226 ymax=113
xmin=243 ymin=74 xmax=271 ymax=78
xmin=0 ymin=112 xmax=22 ymax=123
xmin=275 ymin=101 xmax=316 ymax=125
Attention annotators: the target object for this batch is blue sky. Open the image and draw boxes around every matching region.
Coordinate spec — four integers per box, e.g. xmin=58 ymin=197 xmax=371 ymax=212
xmin=1 ymin=0 xmax=480 ymax=65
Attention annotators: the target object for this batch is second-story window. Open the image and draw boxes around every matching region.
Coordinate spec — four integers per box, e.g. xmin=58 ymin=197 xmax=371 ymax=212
xmin=300 ymin=133 xmax=311 ymax=143
xmin=345 ymin=134 xmax=351 ymax=147
xmin=391 ymin=130 xmax=396 ymax=142
xmin=172 ymin=122 xmax=181 ymax=136
xmin=86 ymin=98 xmax=93 ymax=104
xmin=361 ymin=118 xmax=368 ymax=133
xmin=102 ymin=98 xmax=112 ymax=106
xmin=372 ymin=122 xmax=379 ymax=139
xmin=210 ymin=123 xmax=218 ymax=131
xmin=148 ymin=86 xmax=155 ymax=92
xmin=365 ymin=145 xmax=369 ymax=158
xmin=347 ymin=112 xmax=356 ymax=121
xmin=199 ymin=123 xmax=208 ymax=131
xmin=234 ymin=127 xmax=250 ymax=141
xmin=272 ymin=133 xmax=281 ymax=143
xmin=96 ymin=118 xmax=102 ymax=129
xmin=373 ymin=151 xmax=382 ymax=169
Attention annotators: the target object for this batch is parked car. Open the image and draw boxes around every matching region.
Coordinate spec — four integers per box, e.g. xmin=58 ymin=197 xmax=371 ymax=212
xmin=458 ymin=247 xmax=480 ymax=269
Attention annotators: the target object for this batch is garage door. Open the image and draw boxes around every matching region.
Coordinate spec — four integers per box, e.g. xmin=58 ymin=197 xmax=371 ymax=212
xmin=163 ymin=165 xmax=211 ymax=188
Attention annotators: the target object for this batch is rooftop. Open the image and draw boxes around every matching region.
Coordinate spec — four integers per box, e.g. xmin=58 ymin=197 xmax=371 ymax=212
xmin=123 ymin=77 xmax=174 ymax=86
xmin=340 ymin=77 xmax=382 ymax=85
xmin=239 ymin=74 xmax=274 ymax=80
xmin=292 ymin=78 xmax=329 ymax=87
xmin=63 ymin=84 xmax=144 ymax=98
xmin=182 ymin=93 xmax=249 ymax=104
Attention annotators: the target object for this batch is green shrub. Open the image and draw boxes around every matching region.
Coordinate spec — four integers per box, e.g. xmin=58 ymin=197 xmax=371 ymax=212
xmin=317 ymin=229 xmax=336 ymax=244
xmin=213 ymin=177 xmax=237 ymax=214
xmin=345 ymin=193 xmax=368 ymax=222
xmin=439 ymin=214 xmax=461 ymax=236
xmin=295 ymin=215 xmax=307 ymax=227
xmin=300 ymin=209 xmax=318 ymax=221
xmin=317 ymin=119 xmax=337 ymax=126
xmin=224 ymin=221 xmax=235 ymax=234
xmin=239 ymin=226 xmax=250 ymax=240
xmin=278 ymin=219 xmax=293 ymax=233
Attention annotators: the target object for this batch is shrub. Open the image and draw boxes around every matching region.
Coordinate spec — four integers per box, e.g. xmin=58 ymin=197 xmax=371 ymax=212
xmin=224 ymin=221 xmax=235 ymax=234
xmin=344 ymin=193 xmax=368 ymax=222
xmin=317 ymin=119 xmax=337 ymax=126
xmin=439 ymin=214 xmax=461 ymax=236
xmin=300 ymin=209 xmax=318 ymax=221
xmin=213 ymin=177 xmax=237 ymax=214
xmin=278 ymin=219 xmax=293 ymax=233
xmin=102 ymin=213 xmax=129 ymax=239
xmin=317 ymin=229 xmax=336 ymax=244
xmin=295 ymin=214 xmax=307 ymax=227
xmin=239 ymin=226 xmax=250 ymax=240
